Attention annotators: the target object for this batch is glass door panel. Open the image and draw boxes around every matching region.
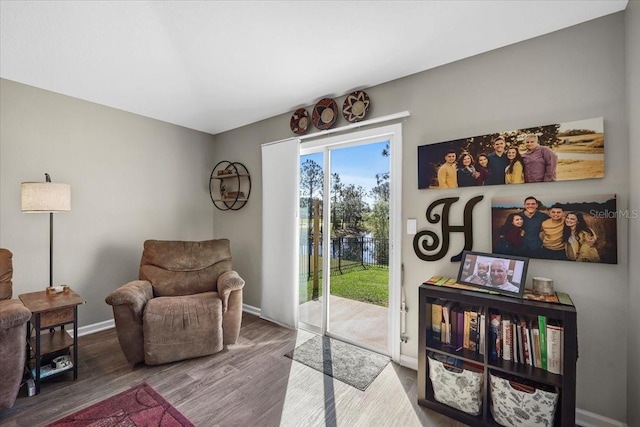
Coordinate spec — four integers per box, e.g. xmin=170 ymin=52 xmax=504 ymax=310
xmin=298 ymin=152 xmax=324 ymax=332
xmin=326 ymin=142 xmax=389 ymax=354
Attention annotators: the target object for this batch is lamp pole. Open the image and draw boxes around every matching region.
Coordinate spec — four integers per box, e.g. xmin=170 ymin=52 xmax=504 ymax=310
xmin=45 ymin=173 xmax=53 ymax=287
xmin=49 ymin=211 xmax=54 ymax=288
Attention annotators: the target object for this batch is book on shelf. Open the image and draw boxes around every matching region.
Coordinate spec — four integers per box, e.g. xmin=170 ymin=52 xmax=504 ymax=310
xmin=423 ymin=275 xmax=442 ymax=285
xmin=428 ymin=352 xmax=484 ymax=374
xmin=441 ymin=301 xmax=456 ymax=344
xmin=429 ymin=351 xmax=463 ymax=369
xmin=489 ymin=311 xmax=501 ymax=360
xmin=479 ymin=310 xmax=486 ymax=356
xmin=521 ymin=289 xmax=575 ymax=306
xmin=547 ymin=322 xmax=564 ymax=374
xmin=501 ymin=315 xmax=513 ymax=362
xmin=450 ymin=304 xmax=460 ymax=348
xmin=468 ymin=307 xmax=480 ymax=352
xmin=522 ymin=290 xmax=560 ymax=303
xmin=424 ymin=276 xmax=453 ymax=286
xmin=556 ymin=292 xmax=574 ymax=306
xmin=521 ymin=318 xmax=533 ymax=366
xmin=514 ymin=316 xmax=524 ymax=364
xmin=538 ymin=315 xmax=548 ymax=370
xmin=431 ymin=299 xmax=444 ymax=341
xmin=423 ymin=276 xmax=497 ymax=293
xmin=463 ymin=307 xmax=471 ymax=350
xmin=532 ymin=325 xmax=542 ymax=368
xmin=455 ymin=306 xmax=464 ymax=348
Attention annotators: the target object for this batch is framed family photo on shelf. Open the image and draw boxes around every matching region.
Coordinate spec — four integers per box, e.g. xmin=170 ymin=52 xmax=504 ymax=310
xmin=457 ymin=250 xmax=529 ymax=298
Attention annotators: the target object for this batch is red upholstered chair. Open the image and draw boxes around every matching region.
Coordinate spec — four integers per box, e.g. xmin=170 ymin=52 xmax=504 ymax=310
xmin=0 ymin=248 xmax=32 ymax=411
xmin=105 ymin=239 xmax=245 ymax=366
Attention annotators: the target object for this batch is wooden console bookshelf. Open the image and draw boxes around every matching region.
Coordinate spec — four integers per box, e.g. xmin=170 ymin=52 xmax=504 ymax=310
xmin=418 ymin=283 xmax=577 ymax=426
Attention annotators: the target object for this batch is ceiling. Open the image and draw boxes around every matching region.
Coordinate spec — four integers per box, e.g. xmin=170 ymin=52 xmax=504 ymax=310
xmin=0 ymin=1 xmax=628 ymax=135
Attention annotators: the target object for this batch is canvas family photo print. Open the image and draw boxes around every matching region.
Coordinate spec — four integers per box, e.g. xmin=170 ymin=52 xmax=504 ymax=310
xmin=417 ymin=117 xmax=604 ymax=190
xmin=491 ymin=194 xmax=617 ymax=264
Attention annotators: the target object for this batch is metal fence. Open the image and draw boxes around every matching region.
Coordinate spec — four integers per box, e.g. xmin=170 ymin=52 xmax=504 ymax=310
xmin=300 ymin=236 xmax=389 ymax=280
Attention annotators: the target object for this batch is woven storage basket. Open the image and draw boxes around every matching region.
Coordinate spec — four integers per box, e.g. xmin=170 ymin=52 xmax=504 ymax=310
xmin=490 ymin=373 xmax=558 ymax=426
xmin=428 ymin=356 xmax=483 ymax=415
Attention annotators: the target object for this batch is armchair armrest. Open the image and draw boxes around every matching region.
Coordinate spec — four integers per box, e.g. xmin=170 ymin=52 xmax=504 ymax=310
xmin=217 ymin=270 xmax=245 ymax=313
xmin=0 ymin=299 xmax=31 ymax=331
xmin=105 ymin=280 xmax=152 ymax=366
xmin=105 ymin=280 xmax=153 ymax=321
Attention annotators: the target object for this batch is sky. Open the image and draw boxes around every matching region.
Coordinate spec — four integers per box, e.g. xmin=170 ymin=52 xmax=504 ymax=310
xmin=558 ymin=116 xmax=603 ymax=133
xmin=491 ymin=193 xmax=615 ymax=208
xmin=301 ymin=140 xmax=389 ymax=205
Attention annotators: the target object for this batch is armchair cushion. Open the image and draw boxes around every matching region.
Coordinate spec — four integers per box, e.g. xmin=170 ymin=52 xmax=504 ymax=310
xmin=143 ymin=292 xmax=223 ymax=365
xmin=140 ymin=240 xmax=232 ymax=297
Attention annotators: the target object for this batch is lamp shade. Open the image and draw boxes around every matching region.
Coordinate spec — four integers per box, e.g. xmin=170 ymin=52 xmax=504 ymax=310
xmin=21 ymin=182 xmax=71 ymax=212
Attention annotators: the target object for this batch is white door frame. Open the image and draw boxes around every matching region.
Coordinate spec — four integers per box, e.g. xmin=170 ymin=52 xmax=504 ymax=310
xmin=299 ymin=123 xmax=402 ymax=362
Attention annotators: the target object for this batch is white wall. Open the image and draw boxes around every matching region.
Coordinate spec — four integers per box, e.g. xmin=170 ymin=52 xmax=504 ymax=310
xmin=0 ymin=79 xmax=216 ymax=326
xmin=213 ymin=12 xmax=633 ymax=423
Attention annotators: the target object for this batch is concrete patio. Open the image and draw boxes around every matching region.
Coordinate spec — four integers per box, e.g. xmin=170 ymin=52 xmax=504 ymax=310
xmin=298 ymin=295 xmax=389 ymax=354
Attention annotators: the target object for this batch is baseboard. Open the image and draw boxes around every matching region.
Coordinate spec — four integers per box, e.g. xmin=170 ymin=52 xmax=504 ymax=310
xmin=74 ymin=319 xmax=115 ymax=337
xmin=243 ymin=304 xmax=297 ymax=330
xmin=576 ymin=409 xmax=627 ymax=427
xmin=242 ymin=303 xmax=260 ymax=317
xmin=399 ymin=354 xmax=418 ymax=371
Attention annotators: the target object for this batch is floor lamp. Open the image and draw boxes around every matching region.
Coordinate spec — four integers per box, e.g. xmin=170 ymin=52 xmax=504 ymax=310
xmin=21 ymin=173 xmax=71 ymax=288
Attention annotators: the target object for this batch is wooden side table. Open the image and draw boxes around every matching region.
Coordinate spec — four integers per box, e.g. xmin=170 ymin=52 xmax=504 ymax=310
xmin=19 ymin=288 xmax=84 ymax=394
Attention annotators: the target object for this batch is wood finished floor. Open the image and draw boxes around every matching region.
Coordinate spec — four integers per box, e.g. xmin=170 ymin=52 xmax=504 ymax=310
xmin=0 ymin=313 xmax=466 ymax=427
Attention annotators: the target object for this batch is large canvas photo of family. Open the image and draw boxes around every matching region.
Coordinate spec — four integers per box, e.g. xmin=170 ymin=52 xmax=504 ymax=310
xmin=417 ymin=117 xmax=604 ymax=189
xmin=491 ymin=194 xmax=618 ymax=264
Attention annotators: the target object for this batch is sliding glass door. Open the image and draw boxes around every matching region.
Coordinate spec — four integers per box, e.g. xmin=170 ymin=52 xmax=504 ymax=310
xmin=298 ymin=124 xmax=401 ymax=357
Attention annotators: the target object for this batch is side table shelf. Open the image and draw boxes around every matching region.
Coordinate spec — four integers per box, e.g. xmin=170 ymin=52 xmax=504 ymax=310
xmin=29 ymin=329 xmax=74 ymax=356
xmin=209 ymin=161 xmax=251 ymax=211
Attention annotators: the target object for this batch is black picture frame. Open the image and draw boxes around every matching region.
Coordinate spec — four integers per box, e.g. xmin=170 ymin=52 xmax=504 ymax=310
xmin=456 ymin=250 xmax=529 ymax=298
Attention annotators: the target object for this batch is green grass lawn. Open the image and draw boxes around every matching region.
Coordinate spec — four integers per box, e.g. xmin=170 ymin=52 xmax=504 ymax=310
xmin=300 ymin=267 xmax=389 ymax=307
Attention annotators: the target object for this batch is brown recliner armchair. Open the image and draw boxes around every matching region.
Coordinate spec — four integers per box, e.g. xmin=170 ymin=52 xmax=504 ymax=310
xmin=105 ymin=239 xmax=245 ymax=366
xmin=0 ymin=249 xmax=32 ymax=411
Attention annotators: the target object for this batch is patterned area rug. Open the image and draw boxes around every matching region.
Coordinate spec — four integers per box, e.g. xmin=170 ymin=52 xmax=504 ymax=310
xmin=285 ymin=335 xmax=390 ymax=391
xmin=45 ymin=382 xmax=195 ymax=427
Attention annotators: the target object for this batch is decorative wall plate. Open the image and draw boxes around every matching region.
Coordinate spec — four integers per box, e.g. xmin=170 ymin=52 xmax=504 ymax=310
xmin=342 ymin=90 xmax=370 ymax=122
xmin=290 ymin=108 xmax=310 ymax=135
xmin=312 ymin=98 xmax=338 ymax=130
